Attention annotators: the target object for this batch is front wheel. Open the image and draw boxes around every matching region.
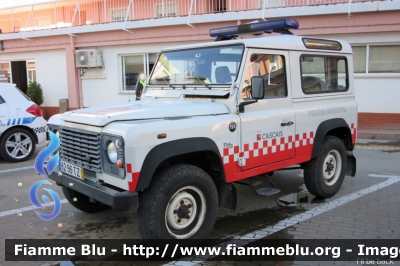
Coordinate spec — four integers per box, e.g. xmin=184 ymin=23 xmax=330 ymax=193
xmin=138 ymin=164 xmax=218 ymax=243
xmin=304 ymin=136 xmax=347 ymax=198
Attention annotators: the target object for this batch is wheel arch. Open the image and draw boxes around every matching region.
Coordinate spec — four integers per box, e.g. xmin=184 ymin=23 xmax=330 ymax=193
xmin=136 ymin=137 xmax=226 ymax=192
xmin=0 ymin=125 xmax=38 ymax=144
xmin=311 ymin=118 xmax=353 ymax=159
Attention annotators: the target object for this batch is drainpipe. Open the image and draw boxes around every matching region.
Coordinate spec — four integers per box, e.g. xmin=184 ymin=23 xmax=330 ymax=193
xmin=70 ymin=34 xmax=83 ymax=109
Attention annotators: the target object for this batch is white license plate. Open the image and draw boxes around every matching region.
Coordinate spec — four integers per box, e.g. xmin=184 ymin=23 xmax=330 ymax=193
xmin=61 ymin=161 xmax=84 ymax=180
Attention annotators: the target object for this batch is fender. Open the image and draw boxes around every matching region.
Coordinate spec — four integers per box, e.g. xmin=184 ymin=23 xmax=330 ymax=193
xmin=136 ymin=137 xmax=225 ymax=191
xmin=311 ymin=118 xmax=353 ymax=159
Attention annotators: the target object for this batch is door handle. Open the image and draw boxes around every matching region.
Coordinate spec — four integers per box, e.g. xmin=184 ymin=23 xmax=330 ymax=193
xmin=281 ymin=121 xmax=294 ymax=126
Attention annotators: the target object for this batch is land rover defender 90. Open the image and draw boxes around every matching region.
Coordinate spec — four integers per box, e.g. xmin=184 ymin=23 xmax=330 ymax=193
xmin=47 ymin=18 xmax=357 ymax=241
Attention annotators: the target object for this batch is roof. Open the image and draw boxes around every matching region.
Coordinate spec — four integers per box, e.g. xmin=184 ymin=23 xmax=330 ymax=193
xmin=162 ymin=34 xmax=353 ymax=54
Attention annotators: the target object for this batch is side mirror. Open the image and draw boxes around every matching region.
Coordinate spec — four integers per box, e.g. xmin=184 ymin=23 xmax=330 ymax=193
xmin=251 ymin=76 xmax=264 ymax=99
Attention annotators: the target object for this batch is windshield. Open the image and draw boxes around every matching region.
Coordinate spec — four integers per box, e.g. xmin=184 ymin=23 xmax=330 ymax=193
xmin=149 ymin=44 xmax=244 ymax=86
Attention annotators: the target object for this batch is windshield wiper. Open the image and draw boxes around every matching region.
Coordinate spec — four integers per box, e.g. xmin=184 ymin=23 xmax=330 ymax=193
xmin=156 ymin=77 xmax=175 ymax=89
xmin=187 ymin=75 xmax=210 ymax=89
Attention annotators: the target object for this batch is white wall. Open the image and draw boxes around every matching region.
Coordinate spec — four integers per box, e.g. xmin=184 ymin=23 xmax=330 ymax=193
xmin=80 ymin=41 xmax=200 ymax=107
xmin=354 ymin=76 xmax=400 ymax=113
xmin=315 ymin=32 xmax=400 ymax=114
xmin=0 ymin=49 xmax=68 ymax=107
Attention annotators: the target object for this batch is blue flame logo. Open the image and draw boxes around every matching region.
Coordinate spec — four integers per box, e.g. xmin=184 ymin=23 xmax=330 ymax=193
xmin=29 ymin=180 xmax=62 ymax=221
xmin=31 ymin=130 xmax=62 ymax=221
xmin=35 ymin=130 xmax=60 ymax=177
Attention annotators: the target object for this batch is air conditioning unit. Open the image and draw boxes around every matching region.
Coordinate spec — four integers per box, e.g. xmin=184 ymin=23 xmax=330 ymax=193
xmin=75 ymin=49 xmax=102 ymax=68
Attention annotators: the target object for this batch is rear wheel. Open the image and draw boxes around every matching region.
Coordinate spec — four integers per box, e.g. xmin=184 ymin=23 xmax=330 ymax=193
xmin=0 ymin=128 xmax=36 ymax=162
xmin=62 ymin=186 xmax=110 ymax=213
xmin=138 ymin=164 xmax=218 ymax=243
xmin=304 ymin=136 xmax=347 ymax=198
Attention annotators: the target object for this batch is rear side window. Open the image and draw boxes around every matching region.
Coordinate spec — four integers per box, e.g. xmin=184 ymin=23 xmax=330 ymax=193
xmin=300 ymin=55 xmax=348 ymax=94
xmin=15 ymin=86 xmax=32 ymax=101
xmin=0 ymin=95 xmax=4 ymax=104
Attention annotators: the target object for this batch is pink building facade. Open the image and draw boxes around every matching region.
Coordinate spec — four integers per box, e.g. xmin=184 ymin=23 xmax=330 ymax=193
xmin=0 ymin=0 xmax=399 ymax=138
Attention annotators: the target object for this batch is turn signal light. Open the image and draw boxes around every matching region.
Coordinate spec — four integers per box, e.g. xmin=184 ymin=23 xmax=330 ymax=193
xmin=117 ymin=159 xmax=124 ymax=169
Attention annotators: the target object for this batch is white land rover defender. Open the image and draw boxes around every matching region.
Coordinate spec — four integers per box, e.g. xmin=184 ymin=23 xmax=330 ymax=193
xmin=47 ymin=18 xmax=357 ymax=241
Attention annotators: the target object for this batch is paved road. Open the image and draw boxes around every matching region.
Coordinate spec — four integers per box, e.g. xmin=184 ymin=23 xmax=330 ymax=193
xmin=0 ymin=142 xmax=399 ymax=266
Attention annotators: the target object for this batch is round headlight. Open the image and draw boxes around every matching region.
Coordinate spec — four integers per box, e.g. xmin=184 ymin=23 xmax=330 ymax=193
xmin=54 ymin=130 xmax=60 ymax=138
xmin=107 ymin=142 xmax=118 ymax=164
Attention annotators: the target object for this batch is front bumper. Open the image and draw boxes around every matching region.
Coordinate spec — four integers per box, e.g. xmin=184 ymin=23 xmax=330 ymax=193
xmin=48 ymin=172 xmax=139 ymax=211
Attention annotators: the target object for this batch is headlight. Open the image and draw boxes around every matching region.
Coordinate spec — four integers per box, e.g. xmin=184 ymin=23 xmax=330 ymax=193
xmin=107 ymin=141 xmax=118 ymax=164
xmin=47 ymin=124 xmax=60 ymax=140
xmin=102 ymin=134 xmax=125 ymax=178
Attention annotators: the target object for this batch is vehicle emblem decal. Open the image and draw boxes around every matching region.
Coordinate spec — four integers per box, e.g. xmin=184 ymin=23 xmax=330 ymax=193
xmin=229 ymin=121 xmax=237 ymax=132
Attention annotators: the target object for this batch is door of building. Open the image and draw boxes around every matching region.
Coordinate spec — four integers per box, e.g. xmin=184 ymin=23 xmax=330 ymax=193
xmin=11 ymin=61 xmax=28 ymax=93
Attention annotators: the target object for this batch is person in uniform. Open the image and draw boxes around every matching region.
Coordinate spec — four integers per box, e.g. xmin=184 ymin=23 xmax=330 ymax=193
xmin=136 ymin=73 xmax=146 ymax=100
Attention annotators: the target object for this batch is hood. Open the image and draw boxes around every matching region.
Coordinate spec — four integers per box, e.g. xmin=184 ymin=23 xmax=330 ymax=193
xmin=60 ymin=99 xmax=229 ymax=126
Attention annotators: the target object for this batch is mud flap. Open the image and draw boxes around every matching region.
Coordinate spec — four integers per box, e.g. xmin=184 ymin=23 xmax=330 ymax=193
xmin=346 ymin=151 xmax=356 ymax=177
xmin=217 ymin=182 xmax=237 ymax=211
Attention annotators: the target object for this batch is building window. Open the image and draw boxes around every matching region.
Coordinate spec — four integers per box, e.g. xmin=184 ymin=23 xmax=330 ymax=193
xmin=0 ymin=62 xmax=11 ymax=83
xmin=155 ymin=2 xmax=177 ymax=17
xmin=352 ymin=46 xmax=366 ymax=73
xmin=300 ymin=55 xmax=348 ymax=94
xmin=369 ymin=45 xmax=400 ymax=73
xmin=121 ymin=54 xmax=157 ymax=91
xmin=27 ymin=60 xmax=36 ymax=83
xmin=111 ymin=7 xmax=129 ymax=22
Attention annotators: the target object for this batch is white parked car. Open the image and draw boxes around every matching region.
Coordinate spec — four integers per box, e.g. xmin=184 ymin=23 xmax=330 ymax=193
xmin=0 ymin=83 xmax=47 ymax=162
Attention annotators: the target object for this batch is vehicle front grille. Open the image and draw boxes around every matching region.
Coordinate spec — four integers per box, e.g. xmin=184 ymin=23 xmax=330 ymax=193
xmin=59 ymin=127 xmax=102 ymax=173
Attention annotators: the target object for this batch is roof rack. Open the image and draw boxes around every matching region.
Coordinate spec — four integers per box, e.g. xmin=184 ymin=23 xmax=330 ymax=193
xmin=210 ymin=18 xmax=299 ymax=41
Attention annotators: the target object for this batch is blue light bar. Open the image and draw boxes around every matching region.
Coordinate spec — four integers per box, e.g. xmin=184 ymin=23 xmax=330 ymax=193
xmin=210 ymin=18 xmax=299 ymax=38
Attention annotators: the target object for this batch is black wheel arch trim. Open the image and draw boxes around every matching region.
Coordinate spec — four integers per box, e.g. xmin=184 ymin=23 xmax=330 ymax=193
xmin=311 ymin=118 xmax=354 ymax=159
xmin=136 ymin=137 xmax=225 ymax=191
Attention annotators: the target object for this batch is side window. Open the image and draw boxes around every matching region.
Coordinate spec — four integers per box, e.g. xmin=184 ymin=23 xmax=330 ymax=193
xmin=300 ymin=55 xmax=348 ymax=94
xmin=242 ymin=54 xmax=287 ymax=99
xmin=0 ymin=96 xmax=4 ymax=104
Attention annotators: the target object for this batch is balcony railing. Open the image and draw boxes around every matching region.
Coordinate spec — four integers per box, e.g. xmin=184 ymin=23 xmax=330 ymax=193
xmin=0 ymin=0 xmax=381 ymax=34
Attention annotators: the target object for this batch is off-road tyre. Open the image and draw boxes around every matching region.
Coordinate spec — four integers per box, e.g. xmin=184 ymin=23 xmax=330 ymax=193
xmin=62 ymin=186 xmax=111 ymax=213
xmin=304 ymin=136 xmax=347 ymax=198
xmin=138 ymin=164 xmax=218 ymax=244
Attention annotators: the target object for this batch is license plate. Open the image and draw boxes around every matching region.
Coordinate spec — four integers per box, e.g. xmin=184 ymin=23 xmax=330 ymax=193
xmin=61 ymin=161 xmax=84 ymax=180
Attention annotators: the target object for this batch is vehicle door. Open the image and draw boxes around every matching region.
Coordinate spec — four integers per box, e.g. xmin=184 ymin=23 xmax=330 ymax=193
xmin=0 ymin=94 xmax=9 ymax=133
xmin=238 ymin=49 xmax=295 ymax=171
